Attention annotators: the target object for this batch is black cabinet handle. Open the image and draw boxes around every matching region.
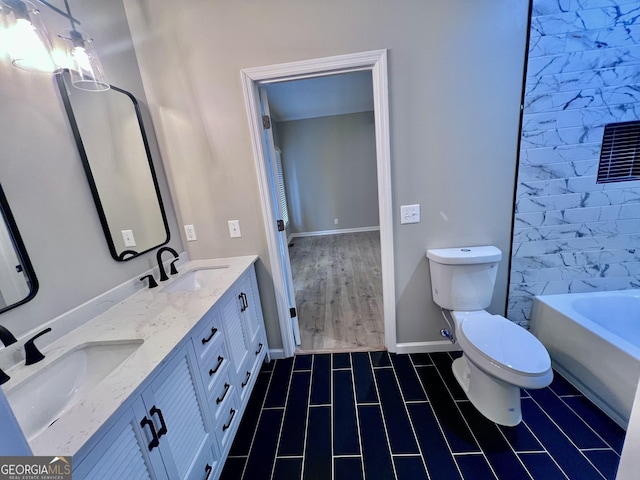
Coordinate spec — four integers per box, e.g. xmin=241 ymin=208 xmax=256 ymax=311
xmin=140 ymin=416 xmax=159 ymax=451
xmin=255 ymin=343 xmax=263 ymax=355
xmin=222 ymin=408 xmax=236 ymax=431
xmin=241 ymin=371 xmax=251 ymax=388
xmin=150 ymin=405 xmax=168 ymax=438
xmin=201 ymin=327 xmax=218 ymax=344
xmin=238 ymin=292 xmax=248 ymax=312
xmin=209 ymin=355 xmax=224 ymax=376
xmin=204 ymin=463 xmax=213 ymax=480
xmin=216 ymin=383 xmax=230 ymax=404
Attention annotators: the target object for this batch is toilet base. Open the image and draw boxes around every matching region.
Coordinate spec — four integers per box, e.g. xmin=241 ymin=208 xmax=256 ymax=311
xmin=452 ymin=356 xmax=522 ymax=426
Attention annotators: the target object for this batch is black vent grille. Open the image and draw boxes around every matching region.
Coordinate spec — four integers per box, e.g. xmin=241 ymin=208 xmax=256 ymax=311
xmin=597 ymin=121 xmax=640 ymax=184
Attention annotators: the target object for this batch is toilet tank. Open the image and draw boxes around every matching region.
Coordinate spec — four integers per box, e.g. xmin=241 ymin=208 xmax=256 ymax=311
xmin=426 ymin=246 xmax=502 ymax=311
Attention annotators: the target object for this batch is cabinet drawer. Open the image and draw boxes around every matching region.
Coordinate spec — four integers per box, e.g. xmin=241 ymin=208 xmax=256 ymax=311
xmin=189 ymin=444 xmax=220 ymax=480
xmin=214 ymin=390 xmax=241 ymax=452
xmin=237 ymin=329 xmax=266 ymax=404
xmin=193 ymin=307 xmax=223 ymax=366
xmin=199 ymin=338 xmax=231 ymax=397
xmin=208 ymin=368 xmax=236 ymax=424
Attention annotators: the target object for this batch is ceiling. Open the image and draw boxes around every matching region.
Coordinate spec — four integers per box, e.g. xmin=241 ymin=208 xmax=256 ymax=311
xmin=264 ymin=70 xmax=374 ymax=122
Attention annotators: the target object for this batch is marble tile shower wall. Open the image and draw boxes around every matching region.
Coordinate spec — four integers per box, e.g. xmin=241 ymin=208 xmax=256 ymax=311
xmin=508 ymin=0 xmax=640 ymax=324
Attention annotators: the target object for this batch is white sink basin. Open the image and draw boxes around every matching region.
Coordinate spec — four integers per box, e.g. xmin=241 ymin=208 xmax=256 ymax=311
xmin=5 ymin=340 xmax=143 ymax=441
xmin=161 ymin=266 xmax=229 ymax=293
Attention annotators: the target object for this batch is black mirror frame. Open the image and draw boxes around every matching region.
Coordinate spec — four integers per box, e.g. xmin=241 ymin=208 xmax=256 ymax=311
xmin=56 ymin=72 xmax=171 ymax=262
xmin=0 ymin=183 xmax=39 ymax=314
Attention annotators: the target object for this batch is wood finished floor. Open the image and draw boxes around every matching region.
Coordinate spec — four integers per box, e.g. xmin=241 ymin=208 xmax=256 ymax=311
xmin=288 ymin=231 xmax=384 ymax=352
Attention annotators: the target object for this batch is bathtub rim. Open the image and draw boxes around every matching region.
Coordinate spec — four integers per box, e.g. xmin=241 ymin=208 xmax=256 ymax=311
xmin=532 ymin=290 xmax=640 ymax=362
xmin=531 ymin=290 xmax=640 ymax=429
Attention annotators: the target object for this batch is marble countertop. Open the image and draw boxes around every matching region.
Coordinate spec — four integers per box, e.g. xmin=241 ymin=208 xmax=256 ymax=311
xmin=1 ymin=255 xmax=258 ymax=457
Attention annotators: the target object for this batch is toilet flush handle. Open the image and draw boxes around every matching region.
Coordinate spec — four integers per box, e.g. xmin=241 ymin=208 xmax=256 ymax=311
xmin=440 ymin=328 xmax=456 ymax=344
xmin=440 ymin=309 xmax=456 ymax=344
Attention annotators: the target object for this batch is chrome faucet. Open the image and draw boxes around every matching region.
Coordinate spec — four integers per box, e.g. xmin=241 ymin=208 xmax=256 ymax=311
xmin=0 ymin=325 xmax=17 ymax=347
xmin=24 ymin=328 xmax=51 ymax=365
xmin=156 ymin=246 xmax=179 ymax=282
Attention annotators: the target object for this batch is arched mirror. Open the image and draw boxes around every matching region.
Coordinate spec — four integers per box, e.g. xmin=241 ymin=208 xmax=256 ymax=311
xmin=56 ymin=71 xmax=170 ymax=261
xmin=0 ymin=183 xmax=38 ymax=314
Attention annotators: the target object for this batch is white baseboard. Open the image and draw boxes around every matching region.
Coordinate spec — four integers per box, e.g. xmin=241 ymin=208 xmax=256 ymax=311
xmin=268 ymin=348 xmax=286 ymax=360
xmin=395 ymin=340 xmax=461 ymax=354
xmin=289 ymin=226 xmax=380 ymax=239
xmin=270 ymin=343 xmax=457 ymax=358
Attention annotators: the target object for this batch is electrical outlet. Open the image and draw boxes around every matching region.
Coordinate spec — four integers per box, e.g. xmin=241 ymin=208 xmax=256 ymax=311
xmin=184 ymin=224 xmax=197 ymax=241
xmin=228 ymin=220 xmax=242 ymax=238
xmin=334 ymin=218 xmax=339 ymax=225
xmin=121 ymin=229 xmax=136 ymax=247
xmin=400 ymin=204 xmax=421 ymax=224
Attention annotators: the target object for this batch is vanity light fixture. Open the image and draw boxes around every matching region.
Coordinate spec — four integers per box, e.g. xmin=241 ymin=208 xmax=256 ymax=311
xmin=58 ymin=25 xmax=108 ymax=91
xmin=0 ymin=0 xmax=58 ymax=73
xmin=0 ymin=0 xmax=108 ymax=91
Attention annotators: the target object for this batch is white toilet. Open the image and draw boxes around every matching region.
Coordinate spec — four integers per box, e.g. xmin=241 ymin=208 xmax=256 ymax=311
xmin=426 ymin=245 xmax=553 ymax=426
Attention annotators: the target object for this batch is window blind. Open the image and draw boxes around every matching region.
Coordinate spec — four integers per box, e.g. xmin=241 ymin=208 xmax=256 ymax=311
xmin=275 ymin=148 xmax=289 ymax=227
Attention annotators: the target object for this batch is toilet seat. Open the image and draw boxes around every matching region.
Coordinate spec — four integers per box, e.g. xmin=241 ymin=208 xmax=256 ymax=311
xmin=455 ymin=312 xmax=551 ymax=377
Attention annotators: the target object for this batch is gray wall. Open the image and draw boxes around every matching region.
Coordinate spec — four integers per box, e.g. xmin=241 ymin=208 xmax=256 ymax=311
xmin=508 ymin=0 xmax=640 ymax=325
xmin=123 ymin=0 xmax=529 ymax=348
xmin=0 ymin=0 xmax=182 ymax=339
xmin=277 ymin=112 xmax=379 ymax=235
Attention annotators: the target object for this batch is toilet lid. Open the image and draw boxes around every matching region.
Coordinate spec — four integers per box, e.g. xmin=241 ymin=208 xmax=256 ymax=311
xmin=459 ymin=315 xmax=551 ymax=375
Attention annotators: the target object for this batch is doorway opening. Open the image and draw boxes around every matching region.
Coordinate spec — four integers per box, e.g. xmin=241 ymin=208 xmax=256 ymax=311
xmin=241 ymin=50 xmax=395 ymax=358
xmin=265 ymin=72 xmax=382 ymax=352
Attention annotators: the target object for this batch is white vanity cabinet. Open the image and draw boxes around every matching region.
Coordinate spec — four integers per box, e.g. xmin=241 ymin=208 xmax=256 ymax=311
xmin=71 ymin=262 xmax=268 ymax=480
xmin=197 ymin=266 xmax=268 ymax=473
xmin=73 ymin=343 xmax=219 ymax=480
xmin=236 ymin=267 xmax=267 ymax=404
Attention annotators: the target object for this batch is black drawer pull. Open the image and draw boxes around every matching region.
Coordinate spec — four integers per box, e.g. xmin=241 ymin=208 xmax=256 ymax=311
xmin=140 ymin=416 xmax=159 ymax=451
xmin=255 ymin=343 xmax=263 ymax=355
xmin=149 ymin=405 xmax=168 ymax=438
xmin=222 ymin=408 xmax=236 ymax=431
xmin=209 ymin=355 xmax=224 ymax=376
xmin=241 ymin=371 xmax=251 ymax=388
xmin=201 ymin=327 xmax=218 ymax=344
xmin=204 ymin=463 xmax=213 ymax=480
xmin=216 ymin=383 xmax=230 ymax=404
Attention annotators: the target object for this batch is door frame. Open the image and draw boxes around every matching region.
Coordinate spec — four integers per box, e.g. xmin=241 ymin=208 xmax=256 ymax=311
xmin=241 ymin=49 xmax=396 ymax=358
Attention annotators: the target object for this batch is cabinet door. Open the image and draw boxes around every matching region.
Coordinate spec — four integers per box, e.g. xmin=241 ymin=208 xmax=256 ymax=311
xmin=220 ymin=289 xmax=250 ymax=380
xmin=236 ymin=268 xmax=267 ymax=404
xmin=142 ymin=344 xmax=219 ymax=480
xmin=73 ymin=399 xmax=167 ymax=480
xmin=237 ymin=268 xmax=263 ymax=350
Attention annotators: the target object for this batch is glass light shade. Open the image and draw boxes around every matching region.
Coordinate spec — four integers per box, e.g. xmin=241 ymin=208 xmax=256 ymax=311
xmin=60 ymin=28 xmax=109 ymax=92
xmin=0 ymin=0 xmax=57 ymax=73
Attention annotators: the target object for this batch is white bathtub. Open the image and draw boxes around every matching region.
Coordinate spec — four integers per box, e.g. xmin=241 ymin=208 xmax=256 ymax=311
xmin=530 ymin=290 xmax=640 ymax=428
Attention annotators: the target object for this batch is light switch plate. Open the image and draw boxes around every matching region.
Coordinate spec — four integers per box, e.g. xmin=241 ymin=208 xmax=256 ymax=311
xmin=121 ymin=229 xmax=136 ymax=247
xmin=184 ymin=224 xmax=197 ymax=241
xmin=400 ymin=204 xmax=421 ymax=224
xmin=228 ymin=220 xmax=241 ymax=238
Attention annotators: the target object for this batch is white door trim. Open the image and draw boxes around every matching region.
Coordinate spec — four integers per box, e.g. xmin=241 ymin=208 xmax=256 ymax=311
xmin=241 ymin=49 xmax=396 ymax=357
